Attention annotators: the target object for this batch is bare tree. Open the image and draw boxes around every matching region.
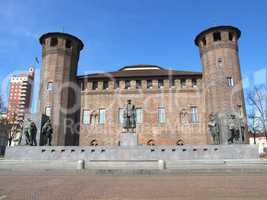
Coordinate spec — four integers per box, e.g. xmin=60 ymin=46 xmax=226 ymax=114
xmin=247 ymin=85 xmax=267 ymax=141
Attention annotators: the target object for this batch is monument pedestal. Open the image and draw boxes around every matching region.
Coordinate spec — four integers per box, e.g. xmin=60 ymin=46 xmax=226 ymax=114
xmin=120 ymin=132 xmax=138 ymax=146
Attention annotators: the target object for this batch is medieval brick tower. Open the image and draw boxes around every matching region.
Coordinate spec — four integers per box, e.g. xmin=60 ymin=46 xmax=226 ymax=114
xmin=195 ymin=26 xmax=247 ymax=143
xmin=39 ymin=33 xmax=84 ymax=145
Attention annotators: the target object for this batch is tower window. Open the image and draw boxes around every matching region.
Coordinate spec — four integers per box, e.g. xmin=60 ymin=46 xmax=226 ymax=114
xmin=147 ymin=80 xmax=152 ymax=89
xmin=213 ymin=32 xmax=221 ymax=42
xmin=192 ymin=79 xmax=197 ymax=87
xmin=158 ymin=79 xmax=164 ymax=88
xmin=227 ymin=77 xmax=234 ymax=87
xmin=202 ymin=37 xmax=206 ymax=46
xmin=170 ymin=79 xmax=175 ymax=88
xmin=229 ymin=32 xmax=234 ymax=41
xmin=81 ymin=81 xmax=85 ymax=91
xmin=50 ymin=37 xmax=58 ymax=47
xmin=47 ymin=82 xmax=53 ymax=91
xmin=103 ymin=81 xmax=108 ymax=90
xmin=65 ymin=40 xmax=72 ymax=48
xmin=180 ymin=79 xmax=186 ymax=88
xmin=92 ymin=81 xmax=98 ymax=90
xmin=45 ymin=106 xmax=51 ymax=117
xmin=125 ymin=80 xmax=131 ymax=89
xmin=217 ymin=58 xmax=223 ymax=67
xmin=136 ymin=80 xmax=142 ymax=89
xmin=114 ymin=80 xmax=120 ymax=89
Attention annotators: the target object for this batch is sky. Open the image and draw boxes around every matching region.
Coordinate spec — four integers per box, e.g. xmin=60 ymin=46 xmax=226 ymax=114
xmin=0 ymin=0 xmax=266 ymax=112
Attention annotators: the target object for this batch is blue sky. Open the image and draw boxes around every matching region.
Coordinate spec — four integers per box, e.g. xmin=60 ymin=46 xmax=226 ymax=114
xmin=0 ymin=0 xmax=266 ymax=112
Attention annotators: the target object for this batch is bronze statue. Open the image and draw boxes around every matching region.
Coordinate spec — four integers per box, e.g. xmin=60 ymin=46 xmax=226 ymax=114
xmin=123 ymin=100 xmax=136 ymax=132
xmin=41 ymin=119 xmax=53 ymax=146
xmin=208 ymin=113 xmax=220 ymax=145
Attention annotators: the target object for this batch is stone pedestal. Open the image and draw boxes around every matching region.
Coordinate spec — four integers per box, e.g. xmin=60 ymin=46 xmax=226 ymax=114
xmin=120 ymin=132 xmax=138 ymax=146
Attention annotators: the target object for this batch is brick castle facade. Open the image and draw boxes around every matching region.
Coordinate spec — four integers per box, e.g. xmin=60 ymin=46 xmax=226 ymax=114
xmin=38 ymin=26 xmax=247 ymax=146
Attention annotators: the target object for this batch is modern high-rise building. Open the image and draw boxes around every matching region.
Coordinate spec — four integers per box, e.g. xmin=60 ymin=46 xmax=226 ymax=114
xmin=7 ymin=67 xmax=35 ymax=124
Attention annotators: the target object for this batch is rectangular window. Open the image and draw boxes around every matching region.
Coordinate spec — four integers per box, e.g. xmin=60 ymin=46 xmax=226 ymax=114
xmin=158 ymin=80 xmax=164 ymax=88
xmin=181 ymin=79 xmax=186 ymax=88
xmin=191 ymin=107 xmax=198 ymax=123
xmin=158 ymin=107 xmax=166 ymax=123
xmin=103 ymin=81 xmax=108 ymax=90
xmin=114 ymin=80 xmax=120 ymax=89
xmin=125 ymin=80 xmax=131 ymax=89
xmin=82 ymin=110 xmax=90 ymax=124
xmin=47 ymin=82 xmax=53 ymax=91
xmin=227 ymin=77 xmax=234 ymax=87
xmin=192 ymin=79 xmax=197 ymax=87
xmin=147 ymin=80 xmax=152 ymax=89
xmin=92 ymin=81 xmax=98 ymax=90
xmin=213 ymin=32 xmax=221 ymax=41
xmin=136 ymin=108 xmax=143 ymax=123
xmin=45 ymin=106 xmax=51 ymax=117
xmin=118 ymin=108 xmax=125 ymax=124
xmin=136 ymin=80 xmax=142 ymax=89
xmin=99 ymin=109 xmax=106 ymax=124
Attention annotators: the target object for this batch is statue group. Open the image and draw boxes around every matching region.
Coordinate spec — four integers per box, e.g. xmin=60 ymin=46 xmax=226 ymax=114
xmin=208 ymin=111 xmax=246 ymax=145
xmin=9 ymin=118 xmax=37 ymax=146
xmin=123 ymin=100 xmax=136 ymax=132
xmin=9 ymin=116 xmax=53 ymax=146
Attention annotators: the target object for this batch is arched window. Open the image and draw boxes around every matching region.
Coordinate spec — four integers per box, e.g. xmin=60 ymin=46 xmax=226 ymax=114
xmin=90 ymin=139 xmax=98 ymax=146
xmin=147 ymin=139 xmax=155 ymax=146
xmin=176 ymin=139 xmax=184 ymax=146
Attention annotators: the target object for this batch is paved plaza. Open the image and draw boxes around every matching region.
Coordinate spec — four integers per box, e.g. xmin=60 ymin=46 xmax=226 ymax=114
xmin=0 ymin=169 xmax=267 ymax=200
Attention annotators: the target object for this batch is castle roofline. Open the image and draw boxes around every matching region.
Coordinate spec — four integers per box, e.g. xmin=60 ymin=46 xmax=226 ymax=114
xmin=78 ymin=65 xmax=202 ymax=80
xmin=39 ymin=32 xmax=84 ymax=50
xmin=194 ymin=25 xmax=241 ymax=46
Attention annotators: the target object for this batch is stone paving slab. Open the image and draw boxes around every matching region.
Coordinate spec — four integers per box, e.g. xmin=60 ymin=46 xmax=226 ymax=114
xmin=0 ymin=171 xmax=267 ymax=200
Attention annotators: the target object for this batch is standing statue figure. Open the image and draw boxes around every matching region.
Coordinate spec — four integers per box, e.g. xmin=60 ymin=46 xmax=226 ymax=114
xmin=123 ymin=100 xmax=136 ymax=132
xmin=41 ymin=119 xmax=53 ymax=146
xmin=227 ymin=114 xmax=240 ymax=144
xmin=23 ymin=118 xmax=37 ymax=146
xmin=208 ymin=113 xmax=220 ymax=145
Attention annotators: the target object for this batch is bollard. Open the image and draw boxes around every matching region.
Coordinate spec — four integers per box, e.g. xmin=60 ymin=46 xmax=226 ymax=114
xmin=77 ymin=159 xmax=85 ymax=170
xmin=158 ymin=160 xmax=166 ymax=170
